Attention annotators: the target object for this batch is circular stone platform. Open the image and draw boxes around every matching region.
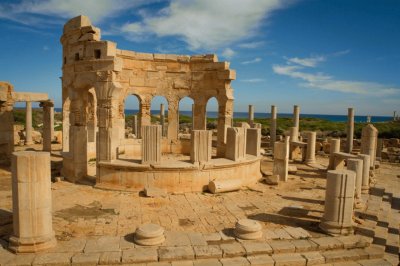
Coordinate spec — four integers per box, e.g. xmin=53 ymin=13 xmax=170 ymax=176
xmin=134 ymin=224 xmax=165 ymax=246
xmin=234 ymin=219 xmax=263 ymax=240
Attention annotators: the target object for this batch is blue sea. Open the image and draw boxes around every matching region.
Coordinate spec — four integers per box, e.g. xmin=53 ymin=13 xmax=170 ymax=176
xmin=54 ymin=108 xmax=392 ymax=123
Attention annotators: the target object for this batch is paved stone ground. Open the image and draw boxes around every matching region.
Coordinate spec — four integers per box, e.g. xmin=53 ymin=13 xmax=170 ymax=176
xmin=0 ymin=144 xmax=399 ymax=265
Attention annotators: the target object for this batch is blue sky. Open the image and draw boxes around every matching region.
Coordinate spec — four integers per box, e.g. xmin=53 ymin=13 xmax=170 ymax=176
xmin=0 ymin=0 xmax=399 ymax=116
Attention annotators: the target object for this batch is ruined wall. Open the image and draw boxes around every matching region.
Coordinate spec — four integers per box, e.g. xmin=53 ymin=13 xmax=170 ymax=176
xmin=0 ymin=82 xmax=15 ymax=164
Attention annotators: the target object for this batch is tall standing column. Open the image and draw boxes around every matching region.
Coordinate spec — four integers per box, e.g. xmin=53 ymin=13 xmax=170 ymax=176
xmin=216 ymin=99 xmax=233 ymax=157
xmin=40 ymin=101 xmax=54 ymax=152
xmin=293 ymin=105 xmax=300 ymax=141
xmin=361 ymin=124 xmax=378 ymax=169
xmin=305 ymin=131 xmax=317 ymax=165
xmin=132 ymin=115 xmax=138 ymax=137
xmin=346 ymin=108 xmax=354 ymax=153
xmin=320 ymin=169 xmax=355 ymax=235
xmin=191 ymin=104 xmax=195 ymax=130
xmin=25 ymin=101 xmax=33 ymax=145
xmin=167 ymin=97 xmax=179 ymax=140
xmin=357 ymin=154 xmax=371 ymax=193
xmin=273 ymin=139 xmax=290 ymax=182
xmin=138 ymin=97 xmax=151 ymax=138
xmin=328 ymin=138 xmax=341 ymax=170
xmin=160 ymin=103 xmax=165 ymax=137
xmin=193 ymin=97 xmax=207 ymax=130
xmin=270 ymin=105 xmax=277 ymax=152
xmin=9 ymin=151 xmax=56 ymax=253
xmin=248 ymin=105 xmax=254 ymax=127
xmin=347 ymin=158 xmax=364 ymax=208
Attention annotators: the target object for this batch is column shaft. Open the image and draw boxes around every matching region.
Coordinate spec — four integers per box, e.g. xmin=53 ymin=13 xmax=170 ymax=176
xmin=25 ymin=101 xmax=33 ymax=145
xmin=346 ymin=108 xmax=354 ymax=153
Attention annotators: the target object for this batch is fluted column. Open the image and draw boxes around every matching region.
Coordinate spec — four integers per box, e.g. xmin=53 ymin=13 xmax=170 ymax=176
xmin=142 ymin=125 xmax=162 ymax=164
xmin=328 ymin=138 xmax=341 ymax=170
xmin=305 ymin=131 xmax=316 ymax=164
xmin=190 ymin=130 xmax=212 ymax=164
xmin=160 ymin=103 xmax=165 ymax=137
xmin=40 ymin=101 xmax=54 ymax=152
xmin=347 ymin=158 xmax=364 ymax=208
xmin=346 ymin=108 xmax=354 ymax=153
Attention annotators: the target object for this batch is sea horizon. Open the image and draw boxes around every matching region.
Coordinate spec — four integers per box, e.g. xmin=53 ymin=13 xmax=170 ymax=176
xmin=14 ymin=107 xmax=391 ymax=123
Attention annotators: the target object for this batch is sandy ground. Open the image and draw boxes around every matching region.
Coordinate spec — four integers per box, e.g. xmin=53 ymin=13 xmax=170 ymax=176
xmin=0 ymin=144 xmax=398 ymax=243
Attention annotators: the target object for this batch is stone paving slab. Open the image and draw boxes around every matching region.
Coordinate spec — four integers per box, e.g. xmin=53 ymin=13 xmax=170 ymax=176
xmin=272 ymin=253 xmax=306 ymax=266
xmin=56 ymin=239 xmax=87 ymax=253
xmin=241 ymin=240 xmax=272 ymax=255
xmin=219 ymin=242 xmax=245 ymax=258
xmin=246 ymin=254 xmax=274 ymax=266
xmin=289 ymin=239 xmax=318 ymax=252
xmin=193 ymin=258 xmax=222 ymax=266
xmin=193 ymin=245 xmax=222 ymax=259
xmin=32 ymin=252 xmax=73 ymax=266
xmin=301 ymin=251 xmax=325 ymax=265
xmin=159 ymin=246 xmax=195 ymax=261
xmin=268 ymin=239 xmax=295 ymax=253
xmin=310 ymin=236 xmax=343 ymax=250
xmin=357 ymin=258 xmax=393 ymax=266
xmin=84 ymin=236 xmax=120 ymax=253
xmin=71 ymin=252 xmax=100 ymax=266
xmin=219 ymin=257 xmax=250 ymax=266
xmin=122 ymin=247 xmax=158 ymax=263
xmin=98 ymin=251 xmax=121 ymax=265
xmin=1 ymin=253 xmax=35 ymax=266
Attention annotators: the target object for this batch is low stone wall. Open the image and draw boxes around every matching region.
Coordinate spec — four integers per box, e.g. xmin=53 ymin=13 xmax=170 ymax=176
xmin=96 ymin=155 xmax=262 ymax=193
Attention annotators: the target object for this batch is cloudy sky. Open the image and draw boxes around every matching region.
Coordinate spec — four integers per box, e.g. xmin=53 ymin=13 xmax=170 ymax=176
xmin=0 ymin=0 xmax=399 ymax=115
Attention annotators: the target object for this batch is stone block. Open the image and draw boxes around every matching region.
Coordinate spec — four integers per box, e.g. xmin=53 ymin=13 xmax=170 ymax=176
xmin=289 ymin=239 xmax=318 ymax=252
xmin=272 ymin=253 xmax=306 ymax=266
xmin=310 ymin=237 xmax=343 ymax=250
xmin=268 ymin=240 xmax=295 ymax=253
xmin=158 ymin=246 xmax=195 ymax=261
xmin=193 ymin=258 xmax=222 ymax=266
xmin=98 ymin=251 xmax=121 ymax=265
xmin=219 ymin=257 xmax=249 ymax=266
xmin=193 ymin=245 xmax=222 ymax=259
xmin=84 ymin=236 xmax=120 ymax=252
xmin=246 ymin=128 xmax=261 ymax=156
xmin=32 ymin=252 xmax=73 ymax=265
xmin=241 ymin=241 xmax=272 ymax=255
xmin=187 ymin=232 xmax=207 ymax=246
xmin=71 ymin=252 xmax=100 ymax=266
xmin=190 ymin=130 xmax=212 ymax=163
xmin=225 ymin=127 xmax=246 ymax=161
xmin=220 ymin=242 xmax=246 ymax=257
xmin=301 ymin=251 xmax=325 ymax=265
xmin=246 ymin=254 xmax=274 ymax=265
xmin=142 ymin=125 xmax=162 ymax=164
xmin=122 ymin=247 xmax=158 ymax=263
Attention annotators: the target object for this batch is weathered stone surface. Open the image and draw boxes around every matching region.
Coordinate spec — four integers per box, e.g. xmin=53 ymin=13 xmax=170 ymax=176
xmin=84 ymin=236 xmax=120 ymax=252
xmin=32 ymin=252 xmax=73 ymax=266
xmin=268 ymin=240 xmax=295 ymax=253
xmin=220 ymin=242 xmax=246 ymax=257
xmin=247 ymin=254 xmax=274 ymax=265
xmin=301 ymin=251 xmax=325 ymax=265
xmin=98 ymin=251 xmax=121 ymax=265
xmin=241 ymin=241 xmax=273 ymax=255
xmin=193 ymin=245 xmax=222 ymax=259
xmin=135 ymin=224 xmax=165 ymax=246
xmin=122 ymin=247 xmax=158 ymax=263
xmin=272 ymin=252 xmax=306 ymax=266
xmin=71 ymin=252 xmax=100 ymax=266
xmin=158 ymin=246 xmax=195 ymax=261
xmin=220 ymin=257 xmax=250 ymax=266
xmin=234 ymin=219 xmax=262 ymax=240
xmin=193 ymin=258 xmax=222 ymax=266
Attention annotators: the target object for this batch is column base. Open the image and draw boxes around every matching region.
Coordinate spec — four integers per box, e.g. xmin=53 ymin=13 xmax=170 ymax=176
xmin=361 ymin=186 xmax=369 ymax=194
xmin=319 ymin=220 xmax=353 ymax=236
xmin=9 ymin=234 xmax=57 ymax=253
xmin=25 ymin=141 xmax=34 ymax=145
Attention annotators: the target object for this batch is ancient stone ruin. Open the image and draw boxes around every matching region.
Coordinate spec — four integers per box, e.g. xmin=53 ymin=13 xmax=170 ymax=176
xmin=0 ymin=15 xmax=398 ymax=266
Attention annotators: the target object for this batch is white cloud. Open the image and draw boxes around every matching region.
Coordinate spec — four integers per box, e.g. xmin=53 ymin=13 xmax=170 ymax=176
xmin=221 ymin=48 xmax=235 ymax=59
xmin=272 ymin=64 xmax=400 ymax=96
xmin=0 ymin=0 xmax=154 ymax=25
xmin=238 ymin=41 xmax=265 ymax=49
xmin=287 ymin=55 xmax=325 ymax=67
xmin=241 ymin=57 xmax=262 ymax=65
xmin=121 ymin=0 xmax=290 ymax=50
xmin=240 ymin=78 xmax=265 ymax=83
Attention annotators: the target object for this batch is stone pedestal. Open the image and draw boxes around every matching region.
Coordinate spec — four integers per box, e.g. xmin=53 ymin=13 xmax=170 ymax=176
xmin=346 ymin=108 xmax=354 ymax=153
xmin=305 ymin=131 xmax=316 ymax=164
xmin=320 ymin=169 xmax=355 ymax=235
xmin=225 ymin=127 xmax=246 ymax=161
xmin=361 ymin=124 xmax=378 ymax=169
xmin=9 ymin=151 xmax=56 ymax=253
xmin=347 ymin=158 xmax=364 ymax=209
xmin=234 ymin=219 xmax=262 ymax=240
xmin=328 ymin=138 xmax=341 ymax=170
xmin=134 ymin=224 xmax=165 ymax=246
xmin=190 ymin=130 xmax=212 ymax=164
xmin=273 ymin=140 xmax=289 ymax=182
xmin=248 ymin=104 xmax=254 ymax=127
xmin=270 ymin=105 xmax=277 ymax=152
xmin=142 ymin=125 xmax=161 ymax=164
xmin=289 ymin=127 xmax=298 ymax=145
xmin=25 ymin=101 xmax=33 ymax=145
xmin=246 ymin=128 xmax=261 ymax=156
xmin=40 ymin=101 xmax=54 ymax=152
xmin=357 ymin=154 xmax=371 ymax=193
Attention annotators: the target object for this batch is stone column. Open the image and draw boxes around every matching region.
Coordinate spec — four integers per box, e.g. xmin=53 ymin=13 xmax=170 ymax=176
xmin=357 ymin=154 xmax=371 ymax=193
xmin=246 ymin=128 xmax=261 ymax=156
xmin=270 ymin=105 xmax=277 ymax=152
xmin=193 ymin=97 xmax=207 ymax=130
xmin=293 ymin=105 xmax=300 ymax=141
xmin=25 ymin=101 xmax=33 ymax=145
xmin=320 ymin=169 xmax=355 ymax=235
xmin=305 ymin=131 xmax=317 ymax=165
xmin=190 ymin=130 xmax=212 ymax=164
xmin=347 ymin=158 xmax=364 ymax=208
xmin=138 ymin=97 xmax=151 ymax=138
xmin=289 ymin=127 xmax=298 ymax=143
xmin=360 ymin=124 xmax=378 ymax=169
xmin=142 ymin=125 xmax=161 ymax=164
xmin=225 ymin=127 xmax=246 ymax=161
xmin=328 ymin=138 xmax=341 ymax=170
xmin=217 ymin=99 xmax=233 ymax=157
xmin=376 ymin=138 xmax=383 ymax=160
xmin=9 ymin=151 xmax=56 ymax=253
xmin=167 ymin=96 xmax=179 ymax=140
xmin=40 ymin=101 xmax=54 ymax=152
xmin=346 ymin=108 xmax=354 ymax=153
xmin=191 ymin=104 xmax=195 ymax=130
xmin=273 ymin=139 xmax=289 ymax=182
xmin=160 ymin=103 xmax=165 ymax=137
xmin=0 ymin=82 xmax=14 ymax=165
xmin=50 ymin=104 xmax=54 ymax=142
xmin=132 ymin=115 xmax=138 ymax=137
xmin=248 ymin=105 xmax=254 ymax=127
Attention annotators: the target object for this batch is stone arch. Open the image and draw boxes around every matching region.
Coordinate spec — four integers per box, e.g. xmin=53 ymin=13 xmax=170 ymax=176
xmin=87 ymin=88 xmax=97 ymax=143
xmin=179 ymin=96 xmax=194 ymax=133
xmin=123 ymin=93 xmax=140 ymax=138
xmin=150 ymin=95 xmax=168 ymax=137
xmin=206 ymin=96 xmax=218 ymax=130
